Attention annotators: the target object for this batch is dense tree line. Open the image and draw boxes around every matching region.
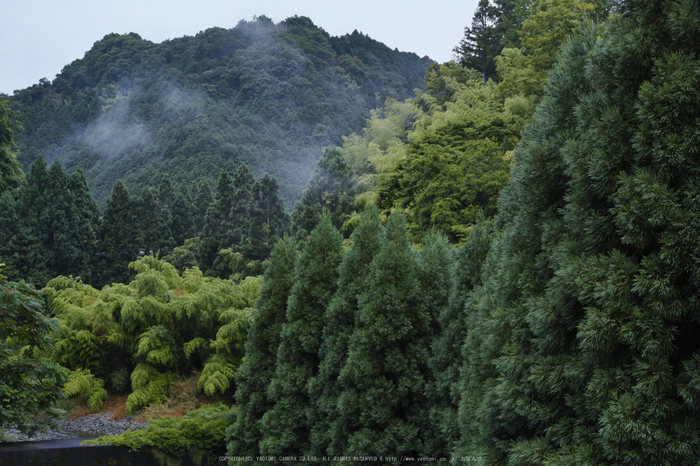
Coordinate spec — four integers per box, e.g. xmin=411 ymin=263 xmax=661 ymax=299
xmin=3 ymin=1 xmax=700 ymax=463
xmin=226 ymin=0 xmax=700 ymax=463
xmin=0 ymin=132 xmax=337 ymax=288
xmin=7 ymin=16 xmax=429 ymax=209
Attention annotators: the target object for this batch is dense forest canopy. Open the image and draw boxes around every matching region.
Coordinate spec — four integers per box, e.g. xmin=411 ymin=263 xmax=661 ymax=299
xmin=7 ymin=15 xmax=430 ymax=209
xmin=4 ymin=1 xmax=700 ymax=464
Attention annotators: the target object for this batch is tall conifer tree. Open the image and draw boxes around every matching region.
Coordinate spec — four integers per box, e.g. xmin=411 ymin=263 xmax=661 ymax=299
xmin=337 ymin=212 xmax=429 ymax=460
xmin=310 ymin=205 xmax=383 ymax=456
xmin=200 ymin=170 xmax=235 ymax=275
xmin=416 ymin=230 xmax=455 ymax=456
xmin=427 ymin=220 xmax=493 ymax=455
xmin=227 ymin=163 xmax=255 ymax=249
xmin=170 ymin=186 xmax=197 ymax=246
xmin=457 ymin=5 xmax=700 ymax=462
xmin=454 ymin=0 xmax=501 ymax=80
xmin=454 ymin=0 xmax=531 ymax=80
xmin=0 ymin=190 xmax=19 ymax=278
xmin=244 ymin=174 xmax=288 ymax=264
xmin=68 ymin=169 xmax=99 ymax=282
xmin=227 ymin=235 xmax=298 ymax=460
xmin=291 ymin=146 xmax=356 ymax=239
xmin=260 ymin=211 xmax=343 ymax=456
xmin=157 ymin=177 xmax=175 ymax=211
xmin=99 ymin=181 xmax=138 ymax=285
xmin=13 ymin=156 xmax=50 ymax=285
xmin=43 ymin=161 xmax=81 ymax=277
xmin=136 ymin=187 xmax=174 ymax=255
xmin=0 ymin=98 xmax=24 ymax=194
xmin=194 ymin=177 xmax=213 ymax=233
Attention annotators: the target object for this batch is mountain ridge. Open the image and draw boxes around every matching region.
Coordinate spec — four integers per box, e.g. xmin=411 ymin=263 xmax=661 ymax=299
xmin=9 ymin=15 xmax=431 ymax=209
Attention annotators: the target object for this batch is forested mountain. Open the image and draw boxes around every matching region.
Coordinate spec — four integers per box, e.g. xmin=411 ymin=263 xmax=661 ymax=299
xmin=5 ymin=0 xmax=700 ymax=463
xmin=7 ymin=15 xmax=430 ymax=208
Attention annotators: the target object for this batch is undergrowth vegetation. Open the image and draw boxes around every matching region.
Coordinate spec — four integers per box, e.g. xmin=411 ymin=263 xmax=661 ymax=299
xmin=87 ymin=403 xmax=233 ymax=458
xmin=43 ymin=256 xmax=261 ymax=415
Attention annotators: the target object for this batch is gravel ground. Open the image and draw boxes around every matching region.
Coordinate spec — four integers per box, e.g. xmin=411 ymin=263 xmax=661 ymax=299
xmin=1 ymin=411 xmax=148 ymax=442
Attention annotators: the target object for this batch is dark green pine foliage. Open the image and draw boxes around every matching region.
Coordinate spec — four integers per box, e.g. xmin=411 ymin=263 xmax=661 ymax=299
xmin=493 ymin=0 xmax=531 ymax=48
xmin=458 ymin=5 xmax=700 ymax=463
xmin=193 ymin=178 xmax=213 ymax=233
xmin=243 ymin=174 xmax=288 ymax=265
xmin=136 ymin=187 xmax=175 ymax=256
xmin=68 ymin=169 xmax=99 ymax=282
xmin=227 ymin=236 xmax=298 ymax=461
xmin=291 ymin=146 xmax=356 ymax=239
xmin=310 ymin=205 xmax=383 ymax=456
xmin=99 ymin=181 xmax=138 ymax=285
xmin=337 ymin=212 xmax=430 ymax=460
xmin=454 ymin=0 xmax=501 ymax=81
xmin=42 ymin=161 xmax=82 ymax=278
xmin=0 ymin=159 xmax=98 ymax=284
xmin=227 ymin=163 xmax=255 ymax=249
xmin=260 ymin=211 xmax=343 ymax=457
xmin=454 ymin=0 xmax=531 ymax=81
xmin=170 ymin=185 xmax=197 ymax=246
xmin=157 ymin=177 xmax=175 ymax=211
xmin=13 ymin=156 xmax=51 ymax=285
xmin=415 ymin=230 xmax=455 ymax=456
xmin=200 ymin=170 xmax=235 ymax=276
xmin=426 ymin=220 xmax=493 ymax=456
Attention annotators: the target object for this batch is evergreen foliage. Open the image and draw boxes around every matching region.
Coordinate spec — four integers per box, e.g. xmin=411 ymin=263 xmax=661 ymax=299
xmin=199 ymin=167 xmax=287 ymax=278
xmin=310 ymin=205 xmax=384 ymax=456
xmin=227 ymin=163 xmax=255 ymax=252
xmin=416 ymin=230 xmax=455 ymax=455
xmin=454 ymin=0 xmax=502 ymax=80
xmin=456 ymin=3 xmax=700 ymax=462
xmin=170 ymin=186 xmax=197 ymax=246
xmin=260 ymin=211 xmax=343 ymax=456
xmin=227 ymin=236 xmax=298 ymax=460
xmin=67 ymin=168 xmax=100 ymax=280
xmin=454 ymin=0 xmax=532 ymax=80
xmin=12 ymin=156 xmax=51 ymax=284
xmin=200 ymin=170 xmax=236 ymax=276
xmin=337 ymin=212 xmax=430 ymax=460
xmin=135 ymin=187 xmax=175 ymax=256
xmin=291 ymin=146 xmax=356 ymax=239
xmin=194 ymin=178 xmax=213 ymax=232
xmin=5 ymin=3 xmax=700 ymax=463
xmin=243 ymin=173 xmax=289 ymax=266
xmin=0 ymin=156 xmax=99 ymax=286
xmin=98 ymin=180 xmax=139 ymax=286
xmin=427 ymin=219 xmax=494 ymax=455
xmin=88 ymin=403 xmax=233 ymax=458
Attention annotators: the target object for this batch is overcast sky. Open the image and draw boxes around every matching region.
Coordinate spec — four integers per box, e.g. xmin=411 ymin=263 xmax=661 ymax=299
xmin=1 ymin=0 xmax=477 ymax=95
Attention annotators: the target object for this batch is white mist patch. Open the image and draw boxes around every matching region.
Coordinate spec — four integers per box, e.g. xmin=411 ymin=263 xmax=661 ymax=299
xmin=84 ymin=88 xmax=153 ymax=163
xmin=160 ymin=82 xmax=206 ymax=121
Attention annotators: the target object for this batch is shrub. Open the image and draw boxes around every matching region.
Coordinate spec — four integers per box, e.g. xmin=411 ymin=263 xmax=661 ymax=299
xmin=64 ymin=369 xmax=108 ymax=413
xmin=87 ymin=403 xmax=234 ymax=458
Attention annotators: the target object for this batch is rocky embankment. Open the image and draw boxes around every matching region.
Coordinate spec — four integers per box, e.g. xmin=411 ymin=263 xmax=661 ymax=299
xmin=1 ymin=411 xmax=147 ymax=442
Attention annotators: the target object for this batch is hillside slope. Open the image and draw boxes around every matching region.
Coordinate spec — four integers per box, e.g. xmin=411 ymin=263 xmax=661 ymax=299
xmin=9 ymin=16 xmax=430 ymax=208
